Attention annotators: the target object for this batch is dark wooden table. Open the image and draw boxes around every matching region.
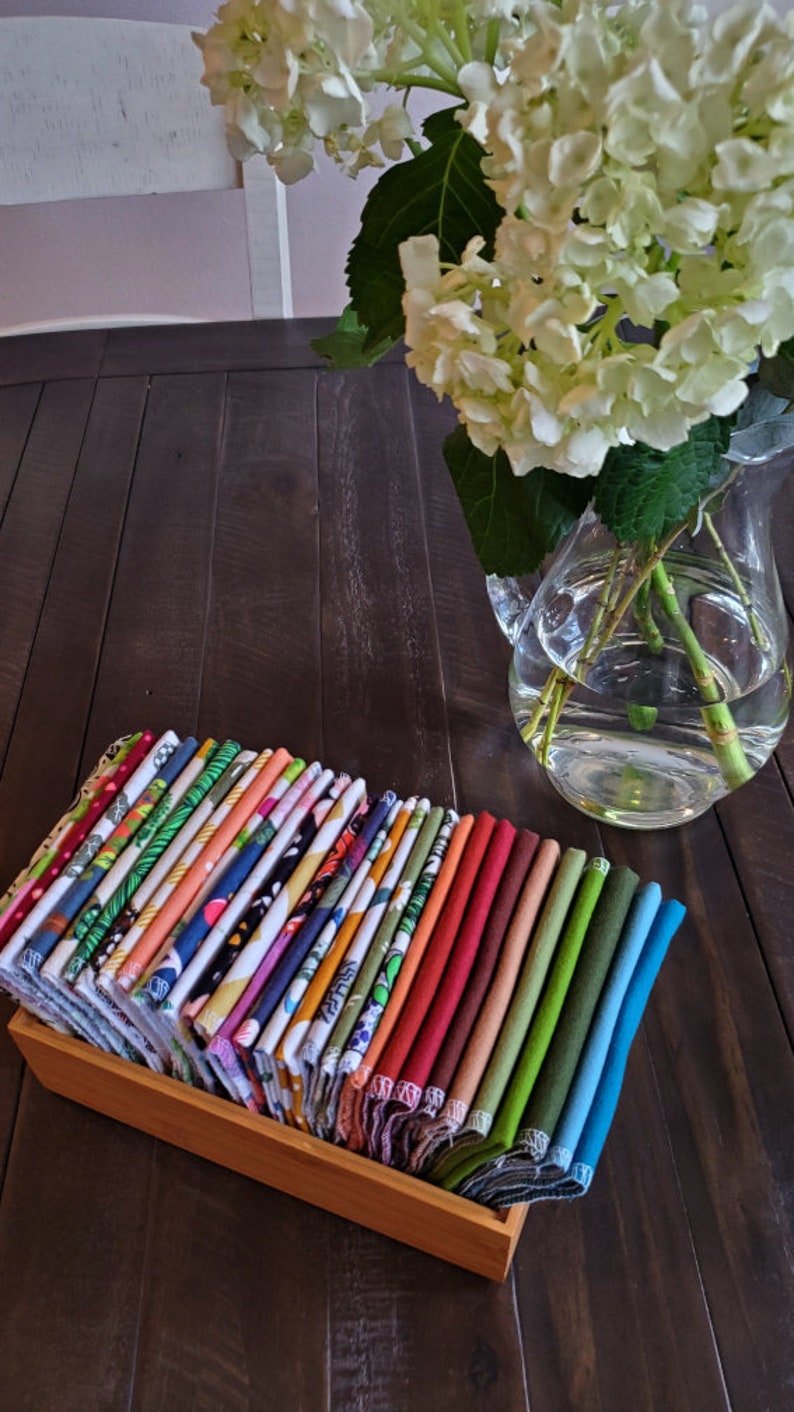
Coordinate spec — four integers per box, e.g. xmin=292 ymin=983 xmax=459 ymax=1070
xmin=0 ymin=321 xmax=792 ymax=1412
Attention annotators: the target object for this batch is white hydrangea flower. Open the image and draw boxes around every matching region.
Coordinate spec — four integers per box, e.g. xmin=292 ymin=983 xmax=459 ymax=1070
xmin=398 ymin=0 xmax=794 ymax=477
xmin=197 ymin=0 xmax=794 ymax=479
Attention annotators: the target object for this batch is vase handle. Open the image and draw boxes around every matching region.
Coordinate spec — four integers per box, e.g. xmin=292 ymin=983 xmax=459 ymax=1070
xmin=486 ymin=574 xmax=537 ymax=644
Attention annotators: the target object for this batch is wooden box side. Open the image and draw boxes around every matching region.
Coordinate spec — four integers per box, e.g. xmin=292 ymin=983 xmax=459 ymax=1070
xmin=9 ymin=1010 xmax=527 ymax=1281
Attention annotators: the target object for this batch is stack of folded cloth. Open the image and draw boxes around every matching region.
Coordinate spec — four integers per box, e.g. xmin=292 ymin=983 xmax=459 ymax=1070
xmin=0 ymin=729 xmax=685 ymax=1208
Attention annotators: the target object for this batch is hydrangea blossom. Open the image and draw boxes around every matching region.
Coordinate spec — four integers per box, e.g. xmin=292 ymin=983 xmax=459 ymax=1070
xmin=401 ymin=0 xmax=794 ymax=476
xmin=197 ymin=0 xmax=794 ymax=477
xmin=195 ymin=1 xmax=542 ymax=178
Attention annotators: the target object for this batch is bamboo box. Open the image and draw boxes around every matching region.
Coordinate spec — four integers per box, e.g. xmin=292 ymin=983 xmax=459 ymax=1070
xmin=9 ymin=1008 xmax=528 ymax=1281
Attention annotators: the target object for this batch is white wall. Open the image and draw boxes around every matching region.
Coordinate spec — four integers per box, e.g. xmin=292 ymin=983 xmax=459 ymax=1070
xmin=0 ymin=0 xmax=382 ymax=326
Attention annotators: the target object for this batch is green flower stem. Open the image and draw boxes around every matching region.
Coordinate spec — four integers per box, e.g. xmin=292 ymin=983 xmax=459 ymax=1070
xmin=590 ymin=297 xmax=624 ymax=357
xmin=650 ymin=560 xmax=754 ymax=790
xmin=485 ymin=18 xmax=501 ymax=63
xmin=426 ymin=0 xmax=469 ymax=66
xmin=530 ymin=548 xmax=624 ymax=766
xmin=579 ymin=545 xmax=624 ymax=668
xmin=539 ymin=674 xmax=571 ymax=765
xmin=369 ymin=69 xmax=461 ymax=96
xmin=523 ymin=519 xmax=754 ymax=789
xmin=447 ymin=0 xmax=474 ymax=61
xmin=703 ymin=510 xmax=764 ymax=647
xmin=606 ymin=549 xmax=632 ymax=615
xmin=520 ymin=664 xmax=568 ymax=749
xmin=635 ymin=580 xmax=664 ymax=653
xmin=379 ymin=5 xmax=462 ymax=87
xmin=597 ymin=522 xmax=685 ymax=656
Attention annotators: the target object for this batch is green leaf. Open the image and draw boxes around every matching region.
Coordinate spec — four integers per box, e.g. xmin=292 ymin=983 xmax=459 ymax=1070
xmin=443 ymin=424 xmax=593 ymax=576
xmin=346 ymin=106 xmax=502 ymax=351
xmin=774 ymin=334 xmax=794 ymax=364
xmin=734 ymin=374 xmax=788 ymax=429
xmin=593 ymin=416 xmax=733 ymax=545
xmin=310 ymin=306 xmax=396 ymax=370
xmin=758 ymin=343 xmax=794 ymax=400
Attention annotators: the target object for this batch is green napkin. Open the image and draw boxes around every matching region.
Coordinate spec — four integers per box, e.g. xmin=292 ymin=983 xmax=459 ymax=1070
xmin=515 ymin=865 xmax=640 ymax=1159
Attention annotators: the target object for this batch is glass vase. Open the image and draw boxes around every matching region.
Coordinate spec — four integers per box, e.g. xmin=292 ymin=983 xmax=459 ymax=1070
xmin=490 ymin=419 xmax=794 ymax=829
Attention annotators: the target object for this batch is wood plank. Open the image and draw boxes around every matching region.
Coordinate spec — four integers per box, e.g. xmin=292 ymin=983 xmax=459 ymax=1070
xmin=129 ymin=1156 xmax=331 ymax=1412
xmin=197 ymin=367 xmax=323 ymax=753
xmin=327 ymin=1222 xmax=529 ymax=1412
xmin=0 ymin=1070 xmax=153 ymax=1412
xmin=0 ymin=376 xmax=147 ymax=891
xmin=320 ymin=366 xmax=531 ymax=1411
xmin=0 ymin=993 xmax=23 ymax=1189
xmin=717 ymin=758 xmax=794 ymax=1036
xmin=602 ymin=811 xmax=794 ymax=1412
xmin=513 ymin=1030 xmax=731 ymax=1412
xmin=0 ymin=381 xmax=40 ymax=521
xmin=0 ymin=378 xmax=95 ymax=762
xmin=0 ymin=329 xmax=105 ymax=385
xmin=101 ymin=319 xmax=406 ymax=378
xmin=317 ymin=364 xmax=453 ymax=801
xmin=0 ymin=373 xmax=162 ymax=1412
xmin=80 ymin=371 xmax=226 ymax=771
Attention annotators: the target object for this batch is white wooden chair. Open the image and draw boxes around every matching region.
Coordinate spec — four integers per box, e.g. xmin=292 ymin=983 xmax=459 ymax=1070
xmin=0 ymin=16 xmax=292 ymax=334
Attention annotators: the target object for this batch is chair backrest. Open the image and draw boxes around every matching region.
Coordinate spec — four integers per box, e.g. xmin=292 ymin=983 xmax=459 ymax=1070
xmin=0 ymin=16 xmax=292 ymax=332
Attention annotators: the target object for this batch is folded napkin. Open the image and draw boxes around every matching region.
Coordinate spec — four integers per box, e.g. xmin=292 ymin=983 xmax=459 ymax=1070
xmin=0 ymin=725 xmax=687 ymax=1215
xmin=377 ymin=817 xmax=520 ymax=1169
xmin=458 ymin=865 xmax=640 ymax=1205
xmin=469 ymin=897 xmax=685 ymax=1207
xmin=408 ymin=836 xmax=560 ymax=1175
xmin=428 ymin=846 xmax=588 ymax=1189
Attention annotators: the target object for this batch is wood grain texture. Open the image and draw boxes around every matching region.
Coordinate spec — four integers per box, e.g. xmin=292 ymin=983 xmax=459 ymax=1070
xmin=327 ymin=1222 xmax=530 ymax=1412
xmin=603 ymin=813 xmax=794 ymax=1412
xmin=80 ymin=371 xmax=226 ymax=770
xmin=0 ymin=992 xmax=23 ymax=1185
xmin=0 ymin=329 xmax=105 ymax=386
xmin=716 ymin=757 xmax=794 ymax=1037
xmin=0 ymin=376 xmax=147 ymax=889
xmin=0 ymin=324 xmax=791 ymax=1412
xmin=317 ymin=365 xmax=452 ymax=801
xmin=198 ymin=368 xmax=323 ymax=754
xmin=101 ymin=318 xmax=331 ymax=378
xmin=0 ymin=380 xmax=40 ymax=520
xmin=513 ymin=1029 xmax=731 ymax=1412
xmin=0 ymin=378 xmax=94 ymax=761
xmin=100 ymin=320 xmax=408 ymax=378
xmin=129 ymin=1153 xmax=331 ymax=1412
xmin=0 ymin=1073 xmax=153 ymax=1412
